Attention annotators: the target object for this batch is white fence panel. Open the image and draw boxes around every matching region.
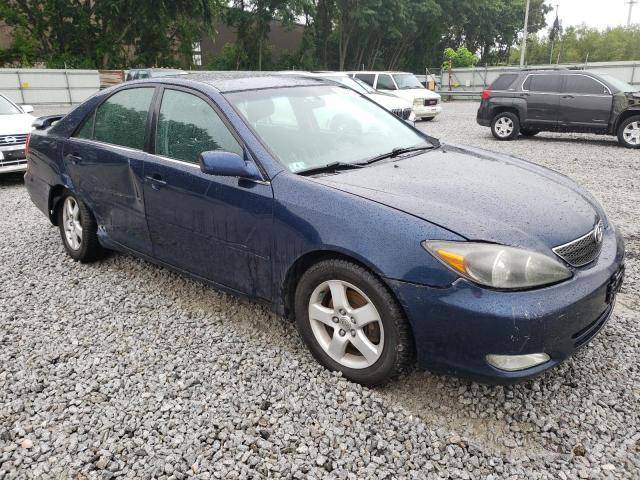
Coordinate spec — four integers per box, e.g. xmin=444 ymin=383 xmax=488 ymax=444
xmin=0 ymin=69 xmax=100 ymax=105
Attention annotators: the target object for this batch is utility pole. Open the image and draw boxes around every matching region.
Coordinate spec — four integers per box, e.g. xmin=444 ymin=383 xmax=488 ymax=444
xmin=520 ymin=0 xmax=531 ymax=67
xmin=626 ymin=0 xmax=638 ymax=26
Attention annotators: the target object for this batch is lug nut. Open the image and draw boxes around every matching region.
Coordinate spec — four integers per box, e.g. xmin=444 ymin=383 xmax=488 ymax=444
xmin=351 ymin=317 xmax=356 ymax=324
xmin=332 ymin=317 xmax=339 ymax=323
xmin=350 ymin=330 xmax=356 ymax=337
xmin=339 ymin=329 xmax=346 ymax=337
xmin=339 ymin=309 xmax=346 ymax=315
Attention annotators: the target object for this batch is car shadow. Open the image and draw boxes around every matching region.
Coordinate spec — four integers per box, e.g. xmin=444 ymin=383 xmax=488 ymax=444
xmin=516 ymin=134 xmax=620 ymax=148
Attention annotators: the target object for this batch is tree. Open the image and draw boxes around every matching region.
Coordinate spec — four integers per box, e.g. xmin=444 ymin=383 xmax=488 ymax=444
xmin=442 ymin=47 xmax=479 ymax=68
xmin=0 ymin=0 xmax=220 ymax=68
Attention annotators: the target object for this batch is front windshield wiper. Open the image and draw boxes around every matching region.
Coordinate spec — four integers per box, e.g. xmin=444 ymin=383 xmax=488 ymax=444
xmin=360 ymin=144 xmax=439 ymax=166
xmin=296 ymin=161 xmax=365 ymax=176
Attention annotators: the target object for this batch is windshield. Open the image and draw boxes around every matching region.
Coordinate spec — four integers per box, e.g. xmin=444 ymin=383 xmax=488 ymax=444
xmin=320 ymin=75 xmax=373 ymax=95
xmin=595 ymin=73 xmax=638 ymax=92
xmin=393 ymin=74 xmax=423 ymax=90
xmin=228 ymin=85 xmax=429 ymax=173
xmin=0 ymin=95 xmax=21 ymax=115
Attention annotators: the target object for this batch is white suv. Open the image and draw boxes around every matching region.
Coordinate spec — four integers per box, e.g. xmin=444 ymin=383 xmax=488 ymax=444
xmin=347 ymin=71 xmax=442 ymax=121
xmin=0 ymin=94 xmax=35 ymax=174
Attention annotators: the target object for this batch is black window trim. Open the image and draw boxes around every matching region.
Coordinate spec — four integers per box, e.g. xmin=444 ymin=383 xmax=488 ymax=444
xmin=148 ymin=84 xmax=269 ymax=181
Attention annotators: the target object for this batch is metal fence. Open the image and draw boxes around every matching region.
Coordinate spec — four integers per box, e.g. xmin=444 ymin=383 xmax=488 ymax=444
xmin=439 ymin=60 xmax=640 ymax=99
xmin=0 ymin=69 xmax=100 ymax=106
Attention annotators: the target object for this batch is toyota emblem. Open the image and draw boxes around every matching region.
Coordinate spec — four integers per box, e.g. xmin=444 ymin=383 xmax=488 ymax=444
xmin=4 ymin=136 xmax=17 ymax=144
xmin=593 ymin=223 xmax=604 ymax=244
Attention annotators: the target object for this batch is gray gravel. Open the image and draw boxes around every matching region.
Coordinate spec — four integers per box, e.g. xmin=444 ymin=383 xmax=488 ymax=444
xmin=1 ymin=101 xmax=639 ymax=479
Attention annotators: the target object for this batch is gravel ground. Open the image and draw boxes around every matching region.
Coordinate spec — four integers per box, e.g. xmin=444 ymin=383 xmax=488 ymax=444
xmin=1 ymin=102 xmax=639 ymax=479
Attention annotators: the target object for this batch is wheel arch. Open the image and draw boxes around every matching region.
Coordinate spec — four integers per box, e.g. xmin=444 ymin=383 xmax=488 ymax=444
xmin=48 ymin=184 xmax=72 ymax=226
xmin=281 ymin=248 xmax=397 ymax=321
xmin=614 ymin=108 xmax=640 ymax=132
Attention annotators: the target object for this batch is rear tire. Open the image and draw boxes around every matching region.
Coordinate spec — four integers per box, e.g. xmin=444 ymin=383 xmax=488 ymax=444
xmin=617 ymin=115 xmax=640 ymax=149
xmin=520 ymin=128 xmax=540 ymax=137
xmin=491 ymin=112 xmax=520 ymax=141
xmin=57 ymin=193 xmax=104 ymax=262
xmin=294 ymin=259 xmax=414 ymax=386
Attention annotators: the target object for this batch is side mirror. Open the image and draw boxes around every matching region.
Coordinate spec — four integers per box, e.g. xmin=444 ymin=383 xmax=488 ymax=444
xmin=199 ymin=150 xmax=262 ymax=180
xmin=21 ymin=105 xmax=34 ymax=114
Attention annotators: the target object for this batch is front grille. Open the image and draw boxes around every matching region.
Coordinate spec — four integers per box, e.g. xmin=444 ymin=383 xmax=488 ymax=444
xmin=0 ymin=134 xmax=28 ymax=147
xmin=0 ymin=158 xmax=27 ymax=168
xmin=391 ymin=108 xmax=413 ymax=120
xmin=552 ymin=223 xmax=604 ymax=267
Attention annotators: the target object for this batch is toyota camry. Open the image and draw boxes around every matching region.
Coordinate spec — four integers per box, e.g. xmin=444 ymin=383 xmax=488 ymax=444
xmin=25 ymin=73 xmax=625 ymax=386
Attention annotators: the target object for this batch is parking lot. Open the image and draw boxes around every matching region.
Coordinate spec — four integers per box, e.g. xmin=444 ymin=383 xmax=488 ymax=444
xmin=1 ymin=101 xmax=638 ymax=479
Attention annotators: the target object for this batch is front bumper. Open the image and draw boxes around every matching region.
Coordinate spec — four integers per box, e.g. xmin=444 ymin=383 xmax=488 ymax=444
xmin=0 ymin=146 xmax=27 ymax=174
xmin=387 ymin=225 xmax=625 ymax=384
xmin=415 ymin=104 xmax=442 ymax=119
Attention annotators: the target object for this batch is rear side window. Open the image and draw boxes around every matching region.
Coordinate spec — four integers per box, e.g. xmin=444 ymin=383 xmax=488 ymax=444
xmin=155 ymin=89 xmax=242 ymax=164
xmin=376 ymin=74 xmax=396 ymax=90
xmin=563 ymin=75 xmax=608 ymax=95
xmin=489 ymin=74 xmax=518 ymax=90
xmin=90 ymin=87 xmax=155 ymax=150
xmin=523 ymin=75 xmax=561 ymax=93
xmin=354 ymin=73 xmax=375 ymax=87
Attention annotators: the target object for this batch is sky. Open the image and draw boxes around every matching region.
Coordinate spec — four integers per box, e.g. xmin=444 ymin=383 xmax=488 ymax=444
xmin=545 ymin=0 xmax=640 ymax=30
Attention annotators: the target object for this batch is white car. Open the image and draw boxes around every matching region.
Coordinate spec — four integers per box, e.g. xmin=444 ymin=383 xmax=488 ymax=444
xmin=0 ymin=94 xmax=35 ymax=174
xmin=348 ymin=71 xmax=442 ymax=121
xmin=278 ymin=71 xmax=416 ymax=123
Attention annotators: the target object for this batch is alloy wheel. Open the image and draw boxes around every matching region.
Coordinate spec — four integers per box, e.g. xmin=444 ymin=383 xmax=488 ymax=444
xmin=494 ymin=116 xmax=514 ymax=138
xmin=62 ymin=197 xmax=83 ymax=251
xmin=623 ymin=121 xmax=640 ymax=146
xmin=308 ymin=280 xmax=384 ymax=369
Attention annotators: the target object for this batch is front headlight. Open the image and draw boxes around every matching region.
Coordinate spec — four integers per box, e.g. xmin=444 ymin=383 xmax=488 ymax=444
xmin=422 ymin=241 xmax=572 ymax=289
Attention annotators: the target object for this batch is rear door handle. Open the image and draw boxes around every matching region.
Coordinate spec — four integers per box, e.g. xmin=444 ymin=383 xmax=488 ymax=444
xmin=145 ymin=173 xmax=167 ymax=189
xmin=562 ymin=95 xmax=575 ymax=99
xmin=66 ymin=153 xmax=83 ymax=165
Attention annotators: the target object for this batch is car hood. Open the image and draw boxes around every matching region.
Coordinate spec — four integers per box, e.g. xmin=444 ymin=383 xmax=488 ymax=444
xmin=0 ymin=113 xmax=35 ymax=134
xmin=312 ymin=144 xmax=604 ymax=252
xmin=366 ymin=92 xmax=412 ymax=110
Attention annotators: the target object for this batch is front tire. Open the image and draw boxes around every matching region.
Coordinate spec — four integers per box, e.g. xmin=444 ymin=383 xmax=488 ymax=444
xmin=617 ymin=116 xmax=640 ymax=149
xmin=491 ymin=112 xmax=520 ymax=140
xmin=294 ymin=259 xmax=414 ymax=386
xmin=57 ymin=193 xmax=104 ymax=262
xmin=422 ymin=117 xmax=435 ymax=122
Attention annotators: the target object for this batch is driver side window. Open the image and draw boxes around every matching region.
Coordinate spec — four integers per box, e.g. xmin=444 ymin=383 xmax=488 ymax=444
xmin=155 ymin=89 xmax=243 ymax=164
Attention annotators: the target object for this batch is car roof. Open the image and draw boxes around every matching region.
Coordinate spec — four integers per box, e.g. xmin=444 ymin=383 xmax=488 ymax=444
xmin=148 ymin=71 xmax=329 ymax=93
xmin=348 ymin=71 xmax=412 ymax=75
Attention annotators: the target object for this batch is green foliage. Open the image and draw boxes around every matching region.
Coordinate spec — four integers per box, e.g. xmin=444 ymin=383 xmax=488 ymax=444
xmin=442 ymin=47 xmax=479 ymax=68
xmin=510 ymin=26 xmax=640 ymax=65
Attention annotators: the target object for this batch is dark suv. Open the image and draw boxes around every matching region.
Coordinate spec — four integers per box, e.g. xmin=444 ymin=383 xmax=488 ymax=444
xmin=477 ymin=69 xmax=640 ymax=148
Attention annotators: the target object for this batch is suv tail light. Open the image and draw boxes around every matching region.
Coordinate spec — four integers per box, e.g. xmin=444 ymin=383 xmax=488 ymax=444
xmin=481 ymin=89 xmax=491 ymax=100
xmin=25 ymin=133 xmax=31 ymax=158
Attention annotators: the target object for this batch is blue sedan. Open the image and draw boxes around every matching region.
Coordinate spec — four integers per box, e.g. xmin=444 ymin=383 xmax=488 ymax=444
xmin=25 ymin=73 xmax=625 ymax=385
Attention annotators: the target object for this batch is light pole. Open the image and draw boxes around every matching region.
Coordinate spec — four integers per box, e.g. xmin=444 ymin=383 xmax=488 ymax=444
xmin=520 ymin=0 xmax=531 ymax=67
xmin=626 ymin=0 xmax=638 ymax=26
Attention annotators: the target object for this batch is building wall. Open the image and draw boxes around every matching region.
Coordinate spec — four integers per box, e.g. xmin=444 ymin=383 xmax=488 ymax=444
xmin=201 ymin=19 xmax=305 ymax=67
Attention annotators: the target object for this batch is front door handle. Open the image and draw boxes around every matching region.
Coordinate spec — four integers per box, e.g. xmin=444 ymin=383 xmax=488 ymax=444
xmin=145 ymin=173 xmax=167 ymax=190
xmin=562 ymin=94 xmax=575 ymax=99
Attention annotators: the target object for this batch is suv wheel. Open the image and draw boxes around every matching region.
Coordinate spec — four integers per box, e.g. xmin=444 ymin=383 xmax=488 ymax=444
xmin=294 ymin=259 xmax=414 ymax=386
xmin=617 ymin=116 xmax=640 ymax=149
xmin=491 ymin=112 xmax=520 ymax=141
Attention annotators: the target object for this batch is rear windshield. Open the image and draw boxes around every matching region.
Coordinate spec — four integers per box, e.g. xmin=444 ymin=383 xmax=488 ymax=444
xmin=489 ymin=74 xmax=518 ymax=91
